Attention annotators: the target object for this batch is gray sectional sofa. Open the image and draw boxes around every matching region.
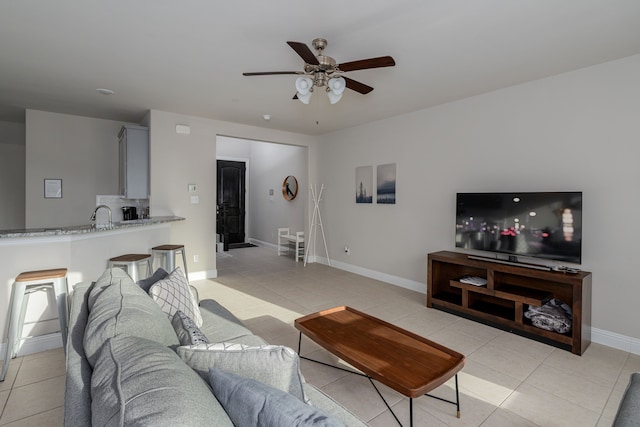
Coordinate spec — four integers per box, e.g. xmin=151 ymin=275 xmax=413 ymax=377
xmin=64 ymin=268 xmax=367 ymax=426
xmin=613 ymin=373 xmax=639 ymax=427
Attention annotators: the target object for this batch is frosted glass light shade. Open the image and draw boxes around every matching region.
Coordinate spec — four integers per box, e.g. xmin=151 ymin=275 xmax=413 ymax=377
xmin=328 ymin=77 xmax=346 ymax=95
xmin=295 ymin=77 xmax=312 ymax=95
xmin=297 ymin=91 xmax=312 ymax=104
xmin=327 ymin=91 xmax=343 ymax=104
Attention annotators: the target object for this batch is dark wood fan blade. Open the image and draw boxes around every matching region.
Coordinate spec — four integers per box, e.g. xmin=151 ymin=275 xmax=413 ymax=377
xmin=344 ymin=77 xmax=374 ymax=94
xmin=338 ymin=56 xmax=395 ymax=72
xmin=287 ymin=41 xmax=319 ymax=65
xmin=243 ymin=71 xmax=300 ymax=76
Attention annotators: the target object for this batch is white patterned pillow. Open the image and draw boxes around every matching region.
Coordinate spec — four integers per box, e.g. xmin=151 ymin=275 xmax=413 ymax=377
xmin=176 ymin=342 xmax=306 ymax=402
xmin=149 ymin=267 xmax=203 ymax=327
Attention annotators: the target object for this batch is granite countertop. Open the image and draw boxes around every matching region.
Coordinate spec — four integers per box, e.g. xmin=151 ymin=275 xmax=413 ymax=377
xmin=0 ymin=216 xmax=185 ymax=238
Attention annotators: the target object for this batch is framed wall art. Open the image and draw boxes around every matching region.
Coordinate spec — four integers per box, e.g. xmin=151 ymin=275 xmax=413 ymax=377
xmin=377 ymin=163 xmax=396 ymax=204
xmin=355 ymin=166 xmax=373 ymax=204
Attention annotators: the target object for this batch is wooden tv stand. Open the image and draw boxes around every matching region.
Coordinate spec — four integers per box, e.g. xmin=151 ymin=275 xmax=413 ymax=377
xmin=427 ymin=251 xmax=592 ymax=355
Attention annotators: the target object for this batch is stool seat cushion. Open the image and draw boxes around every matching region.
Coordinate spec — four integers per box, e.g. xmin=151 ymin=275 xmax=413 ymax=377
xmin=152 ymin=244 xmax=185 ymax=251
xmin=91 ymin=335 xmax=226 ymax=426
xmin=84 ymin=268 xmax=179 ymax=367
xmin=16 ymin=268 xmax=67 ymax=282
xmin=149 ymin=267 xmax=203 ymax=327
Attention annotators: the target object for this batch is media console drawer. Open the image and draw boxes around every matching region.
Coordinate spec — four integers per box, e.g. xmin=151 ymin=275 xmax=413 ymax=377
xmin=427 ymin=251 xmax=592 ymax=355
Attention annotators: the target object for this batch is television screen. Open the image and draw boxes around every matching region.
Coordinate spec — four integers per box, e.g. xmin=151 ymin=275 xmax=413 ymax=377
xmin=455 ymin=192 xmax=582 ymax=264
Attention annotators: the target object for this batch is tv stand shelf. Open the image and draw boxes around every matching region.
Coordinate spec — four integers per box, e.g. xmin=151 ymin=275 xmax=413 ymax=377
xmin=427 ymin=251 xmax=592 ymax=355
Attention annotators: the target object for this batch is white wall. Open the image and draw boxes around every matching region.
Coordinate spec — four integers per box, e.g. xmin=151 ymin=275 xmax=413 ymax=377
xmin=0 ymin=121 xmax=25 ymax=229
xmin=317 ymin=54 xmax=640 ymax=342
xmin=148 ymin=111 xmax=317 ymax=279
xmin=217 ymin=136 xmax=307 ymax=246
xmin=25 ymin=110 xmax=123 ymax=228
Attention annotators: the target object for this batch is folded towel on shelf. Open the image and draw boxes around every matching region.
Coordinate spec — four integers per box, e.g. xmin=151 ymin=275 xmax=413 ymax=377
xmin=525 ymin=298 xmax=572 ymax=334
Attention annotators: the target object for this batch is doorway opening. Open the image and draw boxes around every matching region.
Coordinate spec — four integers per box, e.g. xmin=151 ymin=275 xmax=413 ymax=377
xmin=216 ymin=159 xmax=247 ymax=250
xmin=216 ymin=135 xmax=307 ymax=253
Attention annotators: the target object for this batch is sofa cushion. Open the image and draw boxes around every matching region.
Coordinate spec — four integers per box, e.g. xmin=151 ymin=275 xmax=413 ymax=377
xmin=209 ymin=368 xmax=345 ymax=427
xmin=177 ymin=342 xmax=305 ymax=401
xmin=91 ymin=335 xmax=231 ymax=427
xmin=172 ymin=310 xmax=209 ymax=346
xmin=302 ymin=384 xmax=369 ymax=427
xmin=149 ymin=267 xmax=203 ymax=327
xmin=136 ymin=267 xmax=168 ymax=293
xmin=613 ymin=373 xmax=640 ymax=427
xmin=198 ymin=299 xmax=261 ymax=343
xmin=83 ymin=268 xmax=179 ymax=367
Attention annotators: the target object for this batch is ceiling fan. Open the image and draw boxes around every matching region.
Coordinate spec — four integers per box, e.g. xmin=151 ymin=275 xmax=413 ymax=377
xmin=242 ymin=38 xmax=396 ymax=104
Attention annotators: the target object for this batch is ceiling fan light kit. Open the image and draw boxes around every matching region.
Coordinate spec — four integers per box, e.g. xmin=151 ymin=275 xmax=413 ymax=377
xmin=243 ymin=38 xmax=395 ymax=105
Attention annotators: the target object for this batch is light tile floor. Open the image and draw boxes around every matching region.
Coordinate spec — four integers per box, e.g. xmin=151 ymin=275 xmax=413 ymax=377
xmin=1 ymin=245 xmax=636 ymax=426
xmin=208 ymin=247 xmax=637 ymax=427
xmin=0 ymin=348 xmax=65 ymax=426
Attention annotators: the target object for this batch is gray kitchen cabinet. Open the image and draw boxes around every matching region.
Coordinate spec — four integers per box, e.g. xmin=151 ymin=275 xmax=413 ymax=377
xmin=118 ymin=125 xmax=149 ymax=199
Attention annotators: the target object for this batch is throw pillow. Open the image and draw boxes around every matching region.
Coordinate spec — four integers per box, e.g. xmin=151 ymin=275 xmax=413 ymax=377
xmin=177 ymin=342 xmax=305 ymax=402
xmin=172 ymin=310 xmax=209 ymax=346
xmin=209 ymin=367 xmax=345 ymax=427
xmin=149 ymin=267 xmax=203 ymax=327
xmin=137 ymin=267 xmax=168 ymax=293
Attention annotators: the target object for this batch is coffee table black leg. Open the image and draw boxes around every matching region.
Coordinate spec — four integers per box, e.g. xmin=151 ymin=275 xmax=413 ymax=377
xmin=409 ymin=398 xmax=413 ymax=427
xmin=297 ymin=332 xmax=460 ymax=425
xmin=455 ymin=374 xmax=461 ymax=418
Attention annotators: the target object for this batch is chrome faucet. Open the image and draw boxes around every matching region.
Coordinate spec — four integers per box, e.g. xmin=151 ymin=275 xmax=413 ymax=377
xmin=90 ymin=205 xmax=112 ymax=227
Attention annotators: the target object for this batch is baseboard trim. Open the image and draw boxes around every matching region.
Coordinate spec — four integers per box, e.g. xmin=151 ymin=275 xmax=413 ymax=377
xmin=188 ymin=269 xmax=217 ymax=281
xmin=313 ymin=256 xmax=426 ymax=294
xmin=249 ymin=239 xmax=277 ymax=251
xmin=0 ymin=333 xmax=63 ymax=358
xmin=592 ymin=327 xmax=640 ymax=355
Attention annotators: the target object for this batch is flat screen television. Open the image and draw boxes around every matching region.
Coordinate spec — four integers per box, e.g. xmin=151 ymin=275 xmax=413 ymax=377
xmin=455 ymin=192 xmax=582 ymax=264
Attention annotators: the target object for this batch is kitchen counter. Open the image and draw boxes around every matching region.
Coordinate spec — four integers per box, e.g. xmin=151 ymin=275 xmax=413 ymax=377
xmin=0 ymin=216 xmax=184 ymax=239
xmin=1 ymin=215 xmax=185 ymax=355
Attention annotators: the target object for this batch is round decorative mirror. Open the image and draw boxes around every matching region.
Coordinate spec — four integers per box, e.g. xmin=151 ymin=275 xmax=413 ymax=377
xmin=282 ymin=176 xmax=298 ymax=201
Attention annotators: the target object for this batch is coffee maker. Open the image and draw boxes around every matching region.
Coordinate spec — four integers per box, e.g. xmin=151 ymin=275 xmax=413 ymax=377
xmin=121 ymin=206 xmax=137 ymax=221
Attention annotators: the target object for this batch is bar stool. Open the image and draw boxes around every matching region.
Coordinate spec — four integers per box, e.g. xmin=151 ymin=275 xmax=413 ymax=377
xmin=107 ymin=254 xmax=152 ymax=282
xmin=152 ymin=244 xmax=188 ymax=278
xmin=1 ymin=268 xmax=68 ymax=382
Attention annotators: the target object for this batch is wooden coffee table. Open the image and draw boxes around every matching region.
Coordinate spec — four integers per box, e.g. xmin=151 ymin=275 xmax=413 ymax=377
xmin=295 ymin=306 xmax=465 ymax=427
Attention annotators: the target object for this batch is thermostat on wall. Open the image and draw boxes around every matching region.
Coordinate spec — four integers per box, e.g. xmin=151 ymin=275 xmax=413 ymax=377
xmin=175 ymin=124 xmax=191 ymax=135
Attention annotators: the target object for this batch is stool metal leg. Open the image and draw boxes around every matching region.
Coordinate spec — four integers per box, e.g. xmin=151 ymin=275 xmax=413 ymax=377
xmin=14 ymin=283 xmax=29 ymax=359
xmin=180 ymin=249 xmax=188 ymax=280
xmin=165 ymin=252 xmax=176 ymax=272
xmin=53 ymin=278 xmax=68 ymax=350
xmin=1 ymin=284 xmax=21 ymax=382
xmin=129 ymin=263 xmax=139 ymax=282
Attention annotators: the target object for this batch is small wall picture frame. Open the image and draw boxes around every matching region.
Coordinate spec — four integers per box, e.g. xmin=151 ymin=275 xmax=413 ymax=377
xmin=44 ymin=179 xmax=62 ymax=198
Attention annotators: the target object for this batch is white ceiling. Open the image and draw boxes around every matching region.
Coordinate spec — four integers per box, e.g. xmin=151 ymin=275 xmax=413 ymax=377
xmin=1 ymin=1 xmax=640 ymax=135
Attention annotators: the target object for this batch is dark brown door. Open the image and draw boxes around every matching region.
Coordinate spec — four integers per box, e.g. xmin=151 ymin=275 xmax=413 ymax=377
xmin=217 ymin=160 xmax=246 ymax=247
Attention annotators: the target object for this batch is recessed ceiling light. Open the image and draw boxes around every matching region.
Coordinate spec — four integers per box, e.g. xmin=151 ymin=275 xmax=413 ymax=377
xmin=263 ymin=114 xmax=271 ymax=121
xmin=96 ymin=88 xmax=114 ymax=95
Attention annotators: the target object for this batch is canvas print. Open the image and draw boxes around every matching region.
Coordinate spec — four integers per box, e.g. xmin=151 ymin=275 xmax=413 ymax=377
xmin=377 ymin=163 xmax=396 ymax=204
xmin=355 ymin=166 xmax=373 ymax=204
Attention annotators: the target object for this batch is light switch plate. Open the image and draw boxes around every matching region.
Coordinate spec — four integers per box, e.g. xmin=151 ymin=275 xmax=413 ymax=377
xmin=188 ymin=184 xmax=197 ymax=193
